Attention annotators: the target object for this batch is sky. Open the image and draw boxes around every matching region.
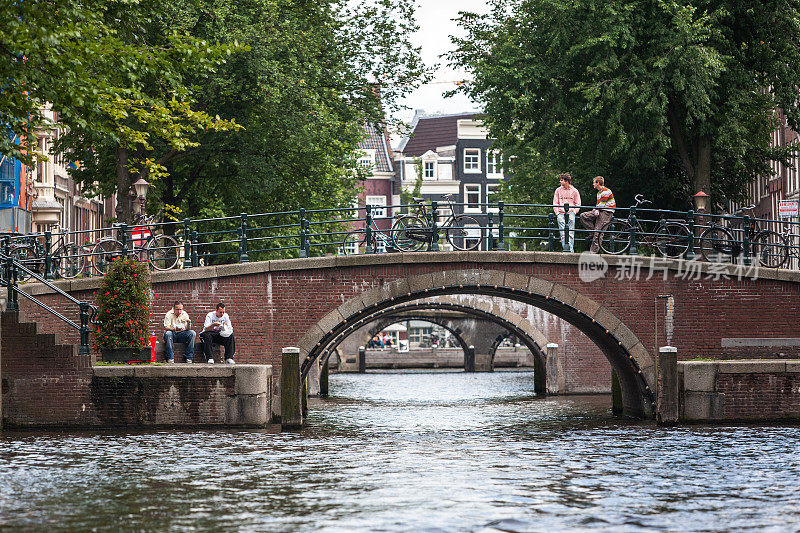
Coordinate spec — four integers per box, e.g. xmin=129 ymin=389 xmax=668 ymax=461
xmin=391 ymin=1 xmax=491 ymax=129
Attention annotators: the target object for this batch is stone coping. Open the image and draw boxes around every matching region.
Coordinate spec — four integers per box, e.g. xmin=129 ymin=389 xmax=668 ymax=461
xmin=20 ymin=250 xmax=800 ymax=295
xmin=93 ymin=364 xmax=272 ymax=395
xmin=680 ymin=360 xmax=800 ymax=374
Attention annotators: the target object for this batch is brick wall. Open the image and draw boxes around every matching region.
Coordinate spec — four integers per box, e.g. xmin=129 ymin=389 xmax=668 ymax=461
xmin=16 ymin=254 xmax=800 ymax=408
xmin=717 ymin=373 xmax=800 ymax=420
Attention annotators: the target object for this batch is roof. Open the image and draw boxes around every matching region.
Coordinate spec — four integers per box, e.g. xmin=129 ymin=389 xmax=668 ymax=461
xmin=357 ymin=122 xmax=393 ymax=173
xmin=399 ymin=112 xmax=476 ymax=157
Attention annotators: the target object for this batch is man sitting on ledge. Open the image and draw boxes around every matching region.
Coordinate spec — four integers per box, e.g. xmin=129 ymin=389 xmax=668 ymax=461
xmin=163 ymin=301 xmax=196 ymax=363
xmin=201 ymin=302 xmax=235 ymax=364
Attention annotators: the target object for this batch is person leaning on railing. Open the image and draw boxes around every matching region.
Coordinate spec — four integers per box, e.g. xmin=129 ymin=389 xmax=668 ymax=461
xmin=580 ymin=176 xmax=616 ymax=253
xmin=552 ymin=172 xmax=582 ymax=253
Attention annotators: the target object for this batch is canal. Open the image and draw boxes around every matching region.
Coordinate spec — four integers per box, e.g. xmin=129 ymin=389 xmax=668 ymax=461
xmin=2 ymin=370 xmax=800 ymax=531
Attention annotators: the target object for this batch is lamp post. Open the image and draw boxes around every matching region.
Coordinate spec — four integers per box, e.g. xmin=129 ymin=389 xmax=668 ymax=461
xmin=692 ymin=190 xmax=709 ymax=213
xmin=132 ymin=178 xmax=151 ymax=217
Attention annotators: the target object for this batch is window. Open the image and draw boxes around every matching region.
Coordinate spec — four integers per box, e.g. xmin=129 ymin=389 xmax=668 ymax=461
xmin=465 ymin=184 xmax=481 ymax=212
xmin=487 ymin=152 xmax=502 ymax=175
xmin=463 ymin=148 xmax=481 ymax=173
xmin=343 ymin=237 xmax=359 ymax=255
xmin=423 ymin=161 xmax=435 ymax=179
xmin=464 ymin=225 xmax=482 ymax=250
xmin=357 ymin=149 xmax=375 ymax=169
xmin=0 ymin=156 xmax=16 ymax=207
xmin=487 ymin=184 xmax=499 ymax=213
xmin=365 ymin=195 xmax=387 ymax=218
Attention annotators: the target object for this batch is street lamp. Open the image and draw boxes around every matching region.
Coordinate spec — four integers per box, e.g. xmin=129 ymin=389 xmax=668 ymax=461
xmin=132 ymin=178 xmax=150 ymax=216
xmin=692 ymin=190 xmax=709 ymax=213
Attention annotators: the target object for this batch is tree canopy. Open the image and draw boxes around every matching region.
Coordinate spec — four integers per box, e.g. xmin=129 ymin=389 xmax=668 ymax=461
xmin=450 ymin=0 xmax=800 ymax=209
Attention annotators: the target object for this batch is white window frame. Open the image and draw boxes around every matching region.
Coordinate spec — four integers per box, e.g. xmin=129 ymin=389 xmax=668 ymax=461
xmin=464 ymin=184 xmax=481 ymax=213
xmin=464 ymin=225 xmax=482 ymax=250
xmin=365 ymin=195 xmax=387 ymax=218
xmin=423 ymin=160 xmax=436 ymax=179
xmin=463 ymin=148 xmax=481 ymax=173
xmin=487 ymin=183 xmax=500 ymax=213
xmin=357 ymin=149 xmax=375 ymax=169
xmin=487 ymin=151 xmax=502 ymax=176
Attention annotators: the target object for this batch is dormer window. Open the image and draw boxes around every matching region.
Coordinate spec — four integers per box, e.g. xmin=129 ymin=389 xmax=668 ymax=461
xmin=423 ymin=161 xmax=435 ymax=179
xmin=357 ymin=149 xmax=375 ymax=169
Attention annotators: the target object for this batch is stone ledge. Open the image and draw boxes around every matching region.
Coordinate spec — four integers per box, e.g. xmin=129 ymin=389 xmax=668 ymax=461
xmin=92 ymin=363 xmax=269 ymax=380
xmin=715 ymin=360 xmax=790 ymax=374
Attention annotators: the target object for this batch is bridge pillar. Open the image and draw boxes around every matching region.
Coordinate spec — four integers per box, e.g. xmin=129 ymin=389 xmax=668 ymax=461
xmin=611 ymin=369 xmax=623 ymax=414
xmin=464 ymin=345 xmax=475 ymax=372
xmin=656 ymin=346 xmax=679 ymax=426
xmin=358 ymin=346 xmax=366 ymax=373
xmin=546 ymin=343 xmax=565 ymax=395
xmin=533 ymin=354 xmax=546 ymax=395
xmin=320 ymin=359 xmax=329 ymax=397
xmin=306 ymin=357 xmax=321 ymax=397
xmin=280 ymin=347 xmax=303 ymax=429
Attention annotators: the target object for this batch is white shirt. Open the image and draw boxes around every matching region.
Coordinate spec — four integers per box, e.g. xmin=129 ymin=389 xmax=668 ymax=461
xmin=204 ymin=311 xmax=233 ymax=333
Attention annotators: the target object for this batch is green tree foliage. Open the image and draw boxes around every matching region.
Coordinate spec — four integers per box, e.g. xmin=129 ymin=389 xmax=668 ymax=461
xmin=64 ymin=0 xmax=425 ymax=225
xmin=94 ymin=258 xmax=151 ymax=349
xmin=1 ymin=0 xmax=238 ymax=221
xmin=451 ymin=0 xmax=800 ymax=210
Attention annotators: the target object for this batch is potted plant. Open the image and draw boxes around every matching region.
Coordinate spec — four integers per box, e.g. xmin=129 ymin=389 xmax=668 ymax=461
xmin=94 ymin=257 xmax=152 ymax=363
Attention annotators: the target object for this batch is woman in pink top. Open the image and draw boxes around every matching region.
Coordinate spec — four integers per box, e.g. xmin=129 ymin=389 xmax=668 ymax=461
xmin=552 ymin=173 xmax=582 ymax=252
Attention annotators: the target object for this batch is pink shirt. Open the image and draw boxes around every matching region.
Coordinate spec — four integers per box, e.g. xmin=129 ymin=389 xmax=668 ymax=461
xmin=553 ymin=185 xmax=582 ymax=214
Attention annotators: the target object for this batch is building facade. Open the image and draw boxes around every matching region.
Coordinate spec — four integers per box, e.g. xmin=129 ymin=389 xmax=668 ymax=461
xmin=394 ymin=111 xmax=503 ymax=250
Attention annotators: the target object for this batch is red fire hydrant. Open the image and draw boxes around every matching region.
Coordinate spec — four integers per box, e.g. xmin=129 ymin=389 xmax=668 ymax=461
xmin=149 ymin=334 xmax=158 ymax=363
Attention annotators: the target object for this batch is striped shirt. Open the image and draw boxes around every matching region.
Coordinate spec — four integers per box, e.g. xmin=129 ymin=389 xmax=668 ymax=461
xmin=596 ymin=186 xmax=616 ymax=211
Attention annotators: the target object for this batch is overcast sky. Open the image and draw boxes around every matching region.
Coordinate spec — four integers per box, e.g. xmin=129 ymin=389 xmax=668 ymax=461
xmin=392 ymin=0 xmax=491 ymax=127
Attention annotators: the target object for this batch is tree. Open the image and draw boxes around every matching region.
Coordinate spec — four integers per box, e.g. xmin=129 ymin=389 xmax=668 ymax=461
xmin=450 ymin=0 xmax=800 ymax=209
xmin=61 ymin=0 xmax=426 ymax=226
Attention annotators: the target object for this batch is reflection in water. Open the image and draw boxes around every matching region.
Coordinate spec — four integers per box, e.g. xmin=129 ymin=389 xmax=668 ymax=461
xmin=2 ymin=370 xmax=800 ymax=531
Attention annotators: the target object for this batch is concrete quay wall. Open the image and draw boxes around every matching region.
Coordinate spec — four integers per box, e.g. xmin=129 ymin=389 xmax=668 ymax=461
xmin=679 ymin=360 xmax=800 ymax=422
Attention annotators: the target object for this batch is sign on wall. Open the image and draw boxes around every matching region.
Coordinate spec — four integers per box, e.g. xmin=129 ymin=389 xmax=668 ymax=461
xmin=779 ymin=200 xmax=799 ymax=218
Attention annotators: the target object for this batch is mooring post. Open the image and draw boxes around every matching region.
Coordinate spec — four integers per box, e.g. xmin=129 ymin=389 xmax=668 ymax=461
xmin=320 ymin=359 xmax=329 ymax=397
xmin=358 ymin=345 xmax=366 ymax=373
xmin=280 ymin=346 xmax=303 ymax=429
xmin=611 ymin=369 xmax=623 ymax=414
xmin=546 ymin=343 xmax=564 ymax=394
xmin=465 ymin=345 xmax=475 ymax=373
xmin=657 ymin=346 xmax=679 ymax=426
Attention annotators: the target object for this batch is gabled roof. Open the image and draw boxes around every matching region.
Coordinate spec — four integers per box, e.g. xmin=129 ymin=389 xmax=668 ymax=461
xmin=357 ymin=122 xmax=393 ymax=173
xmin=399 ymin=112 xmax=476 ymax=157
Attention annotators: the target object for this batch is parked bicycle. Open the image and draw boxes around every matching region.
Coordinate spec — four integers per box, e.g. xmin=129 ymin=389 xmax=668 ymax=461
xmin=392 ymin=194 xmax=484 ymax=252
xmin=7 ymin=226 xmax=89 ymax=281
xmin=92 ymin=215 xmax=181 ymax=274
xmin=698 ymin=205 xmax=786 ymax=267
xmin=340 ymin=215 xmax=398 ymax=255
xmin=597 ymin=195 xmax=690 ymax=257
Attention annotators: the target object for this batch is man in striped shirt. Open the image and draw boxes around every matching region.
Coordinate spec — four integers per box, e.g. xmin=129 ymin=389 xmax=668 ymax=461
xmin=580 ymin=176 xmax=616 ymax=253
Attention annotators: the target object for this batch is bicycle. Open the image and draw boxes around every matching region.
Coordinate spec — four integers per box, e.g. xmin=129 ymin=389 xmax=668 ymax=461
xmin=391 ymin=194 xmax=484 ymax=252
xmin=598 ymin=195 xmax=690 ymax=257
xmin=91 ymin=215 xmax=181 ymax=274
xmin=698 ymin=205 xmax=786 ymax=267
xmin=340 ymin=216 xmax=398 ymax=255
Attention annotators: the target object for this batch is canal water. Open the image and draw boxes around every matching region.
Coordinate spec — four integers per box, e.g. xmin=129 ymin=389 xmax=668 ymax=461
xmin=2 ymin=370 xmax=800 ymax=531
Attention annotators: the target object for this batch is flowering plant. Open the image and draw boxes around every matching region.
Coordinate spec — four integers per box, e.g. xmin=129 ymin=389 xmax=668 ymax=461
xmin=93 ymin=257 xmax=151 ymax=349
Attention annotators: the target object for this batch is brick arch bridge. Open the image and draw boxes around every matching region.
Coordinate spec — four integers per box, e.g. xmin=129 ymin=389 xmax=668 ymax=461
xmin=19 ymin=251 xmax=800 ymax=420
xmin=326 ymin=298 xmax=548 ymax=373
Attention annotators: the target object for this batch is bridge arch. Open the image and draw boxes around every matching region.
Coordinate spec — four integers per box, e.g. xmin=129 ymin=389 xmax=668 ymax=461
xmin=321 ymin=300 xmax=548 ymax=374
xmin=298 ymin=268 xmax=654 ymax=417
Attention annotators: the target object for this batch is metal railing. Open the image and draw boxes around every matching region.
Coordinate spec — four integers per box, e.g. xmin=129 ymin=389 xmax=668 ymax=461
xmin=1 ymin=236 xmax=98 ymax=355
xmin=3 ymin=200 xmax=800 ymax=276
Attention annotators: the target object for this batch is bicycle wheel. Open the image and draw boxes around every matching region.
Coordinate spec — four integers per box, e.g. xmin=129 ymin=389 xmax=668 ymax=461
xmin=751 ymin=230 xmax=788 ymax=268
xmin=698 ymin=226 xmax=736 ymax=263
xmin=340 ymin=231 xmax=364 ymax=255
xmin=10 ymin=246 xmax=38 ymax=282
xmin=598 ymin=219 xmax=631 ymax=254
xmin=391 ymin=216 xmax=427 ymax=252
xmin=655 ymin=221 xmax=690 ymax=259
xmin=92 ymin=239 xmax=123 ymax=274
xmin=54 ymin=245 xmax=87 ymax=279
xmin=146 ymin=234 xmax=180 ymax=270
xmin=446 ymin=215 xmax=483 ymax=251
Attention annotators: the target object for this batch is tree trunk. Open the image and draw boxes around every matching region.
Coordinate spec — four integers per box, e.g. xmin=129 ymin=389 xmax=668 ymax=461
xmin=693 ymin=135 xmax=712 ymax=197
xmin=115 ymin=146 xmax=133 ymax=224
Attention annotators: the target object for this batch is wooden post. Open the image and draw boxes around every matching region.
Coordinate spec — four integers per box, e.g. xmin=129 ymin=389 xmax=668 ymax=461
xmin=546 ymin=343 xmax=564 ymax=394
xmin=464 ymin=345 xmax=475 ymax=373
xmin=320 ymin=359 xmax=329 ymax=397
xmin=280 ymin=347 xmax=303 ymax=429
xmin=657 ymin=346 xmax=679 ymax=426
xmin=358 ymin=345 xmax=366 ymax=373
